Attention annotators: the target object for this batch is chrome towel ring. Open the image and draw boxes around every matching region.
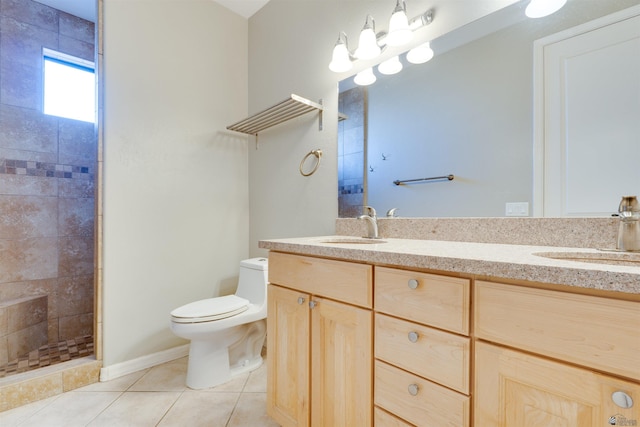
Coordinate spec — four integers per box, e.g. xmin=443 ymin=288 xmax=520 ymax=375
xmin=299 ymin=149 xmax=323 ymax=177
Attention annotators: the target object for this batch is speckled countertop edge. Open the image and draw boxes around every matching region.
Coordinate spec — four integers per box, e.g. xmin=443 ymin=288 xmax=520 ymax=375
xmin=259 ymin=236 xmax=640 ymax=295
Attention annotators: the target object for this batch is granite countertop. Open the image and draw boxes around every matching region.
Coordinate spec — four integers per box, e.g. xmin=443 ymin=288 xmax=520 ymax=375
xmin=259 ymin=236 xmax=640 ymax=295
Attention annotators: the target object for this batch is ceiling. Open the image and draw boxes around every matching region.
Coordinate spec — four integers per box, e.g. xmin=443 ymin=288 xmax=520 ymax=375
xmin=33 ymin=0 xmax=270 ymax=22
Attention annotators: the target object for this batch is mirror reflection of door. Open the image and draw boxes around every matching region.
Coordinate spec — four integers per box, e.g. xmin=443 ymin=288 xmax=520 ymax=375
xmin=537 ymin=7 xmax=640 ymax=217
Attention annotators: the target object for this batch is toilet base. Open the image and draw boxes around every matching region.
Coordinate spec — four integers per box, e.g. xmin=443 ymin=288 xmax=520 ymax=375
xmin=185 ymin=320 xmax=266 ymax=390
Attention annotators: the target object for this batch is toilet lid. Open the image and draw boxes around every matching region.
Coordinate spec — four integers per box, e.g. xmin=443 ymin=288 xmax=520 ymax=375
xmin=171 ymin=295 xmax=249 ymax=323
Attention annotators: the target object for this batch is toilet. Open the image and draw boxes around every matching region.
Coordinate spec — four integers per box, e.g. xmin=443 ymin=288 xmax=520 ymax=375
xmin=170 ymin=257 xmax=268 ymax=389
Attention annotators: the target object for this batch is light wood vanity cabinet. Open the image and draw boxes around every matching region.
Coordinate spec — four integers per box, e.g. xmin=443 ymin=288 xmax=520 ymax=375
xmin=475 ymin=281 xmax=640 ymax=427
xmin=266 ymin=252 xmax=373 ymax=427
xmin=373 ymin=267 xmax=471 ymax=427
xmin=266 ymin=251 xmax=640 ymax=427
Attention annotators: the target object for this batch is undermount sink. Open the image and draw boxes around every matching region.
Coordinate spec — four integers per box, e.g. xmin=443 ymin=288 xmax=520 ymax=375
xmin=533 ymin=251 xmax=640 ymax=267
xmin=319 ymin=237 xmax=387 ymax=244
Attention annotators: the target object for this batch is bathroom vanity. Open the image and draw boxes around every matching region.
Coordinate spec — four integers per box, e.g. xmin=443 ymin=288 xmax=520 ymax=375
xmin=260 ymin=233 xmax=640 ymax=427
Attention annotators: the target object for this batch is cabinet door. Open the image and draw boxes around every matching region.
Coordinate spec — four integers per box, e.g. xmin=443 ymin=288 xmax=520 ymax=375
xmin=475 ymin=341 xmax=640 ymax=427
xmin=311 ymin=297 xmax=372 ymax=427
xmin=267 ymin=285 xmax=310 ymax=427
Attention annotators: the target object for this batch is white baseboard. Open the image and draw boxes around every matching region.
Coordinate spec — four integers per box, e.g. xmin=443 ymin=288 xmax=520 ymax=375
xmin=99 ymin=344 xmax=189 ymax=382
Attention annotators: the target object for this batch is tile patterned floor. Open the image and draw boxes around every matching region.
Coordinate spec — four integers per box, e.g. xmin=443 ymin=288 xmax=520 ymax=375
xmin=0 ymin=356 xmax=279 ymax=426
xmin=0 ymin=336 xmax=94 ymax=379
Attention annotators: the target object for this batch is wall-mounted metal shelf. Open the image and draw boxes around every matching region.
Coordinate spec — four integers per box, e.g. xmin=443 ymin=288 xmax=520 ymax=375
xmin=227 ymin=94 xmax=323 ymax=136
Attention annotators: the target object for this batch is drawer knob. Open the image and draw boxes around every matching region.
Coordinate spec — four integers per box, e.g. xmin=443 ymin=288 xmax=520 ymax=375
xmin=309 ymin=300 xmax=318 ymax=309
xmin=407 ymin=279 xmax=419 ymax=289
xmin=612 ymin=391 xmax=634 ymax=409
xmin=297 ymin=297 xmax=305 ymax=305
xmin=407 ymin=383 xmax=419 ymax=396
xmin=408 ymin=331 xmax=419 ymax=343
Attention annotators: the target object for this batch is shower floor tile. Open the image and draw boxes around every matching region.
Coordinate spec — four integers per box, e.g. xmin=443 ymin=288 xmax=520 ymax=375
xmin=0 ymin=335 xmax=94 ymax=379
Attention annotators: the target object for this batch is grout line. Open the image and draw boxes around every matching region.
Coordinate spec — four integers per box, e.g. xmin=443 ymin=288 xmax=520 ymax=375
xmin=224 ymin=392 xmax=244 ymax=427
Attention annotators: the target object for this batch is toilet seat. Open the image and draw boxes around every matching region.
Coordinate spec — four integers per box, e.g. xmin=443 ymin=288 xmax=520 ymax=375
xmin=171 ymin=295 xmax=249 ymax=324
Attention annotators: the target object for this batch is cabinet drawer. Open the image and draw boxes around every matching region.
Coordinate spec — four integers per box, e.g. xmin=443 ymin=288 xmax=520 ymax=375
xmin=375 ymin=313 xmax=470 ymax=394
xmin=375 ymin=267 xmax=470 ymax=335
xmin=375 ymin=360 xmax=470 ymax=427
xmin=475 ymin=281 xmax=640 ymax=380
xmin=269 ymin=252 xmax=373 ymax=308
xmin=374 ymin=406 xmax=413 ymax=427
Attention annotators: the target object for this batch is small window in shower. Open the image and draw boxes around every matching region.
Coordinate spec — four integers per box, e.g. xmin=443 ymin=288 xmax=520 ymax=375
xmin=43 ymin=48 xmax=96 ymax=123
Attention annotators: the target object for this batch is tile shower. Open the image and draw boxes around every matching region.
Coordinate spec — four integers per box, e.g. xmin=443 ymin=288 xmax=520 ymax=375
xmin=0 ymin=0 xmax=96 ymax=377
xmin=338 ymin=86 xmax=366 ymax=218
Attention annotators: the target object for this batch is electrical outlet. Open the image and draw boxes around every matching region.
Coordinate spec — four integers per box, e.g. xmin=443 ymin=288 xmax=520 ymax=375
xmin=505 ymin=202 xmax=529 ymax=217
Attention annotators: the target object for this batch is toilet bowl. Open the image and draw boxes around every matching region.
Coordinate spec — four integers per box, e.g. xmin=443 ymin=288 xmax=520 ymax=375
xmin=170 ymin=257 xmax=268 ymax=389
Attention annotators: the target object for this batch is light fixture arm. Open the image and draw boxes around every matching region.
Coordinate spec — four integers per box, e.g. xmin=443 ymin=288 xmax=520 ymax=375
xmin=408 ymin=9 xmax=434 ymax=31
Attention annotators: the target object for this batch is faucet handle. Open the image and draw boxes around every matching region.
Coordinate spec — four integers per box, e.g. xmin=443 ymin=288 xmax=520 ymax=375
xmin=363 ymin=205 xmax=377 ymax=218
xmin=386 ymin=208 xmax=398 ymax=218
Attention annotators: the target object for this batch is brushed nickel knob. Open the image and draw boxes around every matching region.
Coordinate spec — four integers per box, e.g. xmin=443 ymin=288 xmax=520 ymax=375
xmin=309 ymin=300 xmax=318 ymax=309
xmin=612 ymin=391 xmax=634 ymax=409
xmin=408 ymin=384 xmax=419 ymax=396
xmin=408 ymin=331 xmax=419 ymax=343
xmin=408 ymin=279 xmax=419 ymax=290
xmin=297 ymin=297 xmax=305 ymax=305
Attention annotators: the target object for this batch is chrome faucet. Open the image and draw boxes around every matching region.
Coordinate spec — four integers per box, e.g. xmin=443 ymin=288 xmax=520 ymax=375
xmin=617 ymin=196 xmax=640 ymax=251
xmin=358 ymin=205 xmax=380 ymax=239
xmin=386 ymin=208 xmax=399 ymax=218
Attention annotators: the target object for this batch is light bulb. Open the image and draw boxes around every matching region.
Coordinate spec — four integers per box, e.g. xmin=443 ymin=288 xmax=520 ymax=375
xmin=354 ymin=68 xmax=376 ymax=86
xmin=525 ymin=0 xmax=567 ymax=18
xmin=378 ymin=56 xmax=403 ymax=75
xmin=386 ymin=0 xmax=412 ymax=47
xmin=407 ymin=42 xmax=434 ymax=64
xmin=329 ymin=35 xmax=353 ymax=73
xmin=354 ymin=15 xmax=381 ymax=60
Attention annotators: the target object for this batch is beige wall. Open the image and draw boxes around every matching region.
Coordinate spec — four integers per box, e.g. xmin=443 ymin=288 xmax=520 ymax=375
xmin=102 ymin=0 xmax=249 ymax=366
xmin=247 ymin=0 xmax=518 ymax=257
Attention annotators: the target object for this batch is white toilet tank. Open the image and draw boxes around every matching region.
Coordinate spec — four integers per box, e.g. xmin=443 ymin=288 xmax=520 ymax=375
xmin=235 ymin=257 xmax=268 ymax=305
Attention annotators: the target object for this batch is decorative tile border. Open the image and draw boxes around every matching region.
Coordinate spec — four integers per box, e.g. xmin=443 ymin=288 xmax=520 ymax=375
xmin=0 ymin=159 xmax=91 ymax=179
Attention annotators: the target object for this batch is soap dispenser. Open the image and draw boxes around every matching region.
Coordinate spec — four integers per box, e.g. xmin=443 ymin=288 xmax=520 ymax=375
xmin=617 ymin=196 xmax=640 ymax=251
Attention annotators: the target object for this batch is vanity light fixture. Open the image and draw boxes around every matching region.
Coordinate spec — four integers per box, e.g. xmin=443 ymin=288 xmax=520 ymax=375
xmin=329 ymin=32 xmax=353 ymax=72
xmin=525 ymin=0 xmax=567 ymax=18
xmin=328 ymin=4 xmax=435 ymax=74
xmin=386 ymin=0 xmax=412 ymax=47
xmin=406 ymin=41 xmax=434 ymax=64
xmin=354 ymin=15 xmax=382 ymax=60
xmin=354 ymin=68 xmax=377 ymax=86
xmin=378 ymin=55 xmax=403 ymax=75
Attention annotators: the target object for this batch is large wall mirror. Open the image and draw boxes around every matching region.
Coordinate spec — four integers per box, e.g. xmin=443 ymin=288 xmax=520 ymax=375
xmin=337 ymin=0 xmax=640 ymax=218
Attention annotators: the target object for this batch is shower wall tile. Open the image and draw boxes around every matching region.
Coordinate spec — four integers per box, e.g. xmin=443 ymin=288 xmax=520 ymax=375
xmin=58 ymin=275 xmax=93 ymax=317
xmin=0 ymin=307 xmax=6 ymax=366
xmin=58 ymin=198 xmax=94 ymax=237
xmin=48 ymin=317 xmax=59 ymax=343
xmin=0 ymin=195 xmax=57 ymax=239
xmin=0 ymin=238 xmax=58 ymax=282
xmin=58 ymin=35 xmax=94 ymax=61
xmin=0 ymin=0 xmax=59 ymax=32
xmin=0 ymin=61 xmax=41 ymax=111
xmin=59 ymin=312 xmax=92 ymax=340
xmin=0 ymin=16 xmax=58 ymax=67
xmin=59 ymin=120 xmax=97 ymax=166
xmin=58 ymin=177 xmax=94 ymax=199
xmin=58 ymin=236 xmax=94 ymax=277
xmin=59 ymin=12 xmax=94 ymax=44
xmin=0 ymin=105 xmax=58 ymax=154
